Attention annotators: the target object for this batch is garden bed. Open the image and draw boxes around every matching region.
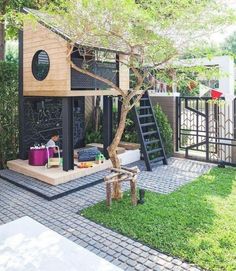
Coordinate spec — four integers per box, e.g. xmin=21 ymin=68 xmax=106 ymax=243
xmin=82 ymin=167 xmax=236 ymax=271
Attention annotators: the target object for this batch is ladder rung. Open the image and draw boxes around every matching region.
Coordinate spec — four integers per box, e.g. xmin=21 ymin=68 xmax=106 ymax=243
xmin=150 ymin=156 xmax=164 ymax=163
xmin=140 ymin=98 xmax=149 ymax=101
xmin=139 ymin=106 xmax=151 ymax=110
xmin=147 ymin=148 xmax=162 ymax=155
xmin=143 ymin=131 xmax=157 ymax=136
xmin=145 ymin=139 xmax=159 ymax=145
xmin=139 ymin=114 xmax=153 ymax=118
xmin=141 ymin=122 xmax=155 ymax=127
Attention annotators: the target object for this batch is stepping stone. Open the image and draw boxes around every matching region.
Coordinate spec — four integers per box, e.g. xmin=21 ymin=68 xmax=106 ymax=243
xmin=0 ymin=216 xmax=122 ymax=271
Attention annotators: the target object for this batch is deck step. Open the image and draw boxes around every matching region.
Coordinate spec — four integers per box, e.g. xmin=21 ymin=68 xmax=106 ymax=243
xmin=139 ymin=106 xmax=151 ymax=110
xmin=150 ymin=156 xmax=165 ymax=164
xmin=141 ymin=122 xmax=155 ymax=127
xmin=143 ymin=131 xmax=157 ymax=136
xmin=147 ymin=148 xmax=162 ymax=155
xmin=139 ymin=114 xmax=153 ymax=118
xmin=145 ymin=139 xmax=159 ymax=145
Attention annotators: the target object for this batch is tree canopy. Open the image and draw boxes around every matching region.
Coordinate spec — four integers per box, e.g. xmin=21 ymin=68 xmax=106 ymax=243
xmin=23 ymin=0 xmax=236 ymax=198
xmin=221 ymin=31 xmax=236 ymax=62
xmin=1 ymin=0 xmax=64 ymax=39
xmin=43 ymin=0 xmax=236 ymax=64
xmin=33 ymin=0 xmax=236 ymax=96
xmin=0 ymin=0 xmax=61 ymax=60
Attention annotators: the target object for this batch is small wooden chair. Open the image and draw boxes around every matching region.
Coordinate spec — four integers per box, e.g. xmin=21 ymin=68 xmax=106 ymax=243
xmin=104 ymin=166 xmax=140 ymax=207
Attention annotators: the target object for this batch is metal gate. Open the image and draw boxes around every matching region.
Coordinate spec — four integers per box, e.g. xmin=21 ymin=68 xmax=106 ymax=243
xmin=176 ymin=97 xmax=236 ymax=166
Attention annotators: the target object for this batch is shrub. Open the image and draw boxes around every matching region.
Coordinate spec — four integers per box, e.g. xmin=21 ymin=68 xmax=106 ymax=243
xmin=84 ymin=101 xmax=173 ymax=158
xmin=85 ymin=112 xmax=103 ymax=145
xmin=121 ymin=111 xmax=139 ymax=143
xmin=85 ymin=128 xmax=103 ymax=145
xmin=153 ymin=104 xmax=173 ymax=157
xmin=0 ymin=61 xmax=18 ymax=168
xmin=5 ymin=41 xmax=18 ymax=64
xmin=121 ymin=105 xmax=173 ymax=157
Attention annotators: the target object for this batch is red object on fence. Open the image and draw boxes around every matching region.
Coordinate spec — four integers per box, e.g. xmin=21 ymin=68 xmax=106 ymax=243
xmin=211 ymin=89 xmax=223 ymax=99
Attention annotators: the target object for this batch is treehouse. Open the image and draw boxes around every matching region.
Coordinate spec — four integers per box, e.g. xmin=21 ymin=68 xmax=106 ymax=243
xmin=7 ymin=8 xmax=167 ymax=185
xmin=22 ymin=11 xmax=130 ymax=97
xmin=6 ymin=7 xmax=141 ymax=184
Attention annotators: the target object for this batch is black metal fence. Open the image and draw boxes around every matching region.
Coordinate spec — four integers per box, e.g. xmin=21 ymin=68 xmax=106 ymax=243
xmin=234 ymin=98 xmax=236 ymax=139
xmin=176 ymin=97 xmax=236 ymax=166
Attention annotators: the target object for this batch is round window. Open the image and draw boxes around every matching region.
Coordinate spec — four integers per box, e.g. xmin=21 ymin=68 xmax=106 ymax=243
xmin=32 ymin=50 xmax=50 ymax=81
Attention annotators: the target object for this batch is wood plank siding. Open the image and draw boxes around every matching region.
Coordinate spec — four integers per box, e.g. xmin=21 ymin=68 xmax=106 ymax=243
xmin=119 ymin=54 xmax=130 ymax=91
xmin=23 ymin=22 xmax=129 ymax=97
xmin=23 ymin=22 xmax=71 ymax=96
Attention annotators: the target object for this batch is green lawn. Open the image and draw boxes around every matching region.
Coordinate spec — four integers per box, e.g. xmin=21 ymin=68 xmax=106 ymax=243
xmin=82 ymin=167 xmax=236 ymax=271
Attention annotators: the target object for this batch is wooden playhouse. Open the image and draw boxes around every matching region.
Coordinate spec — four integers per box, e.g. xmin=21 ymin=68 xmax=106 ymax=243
xmin=7 ymin=8 xmax=139 ymax=185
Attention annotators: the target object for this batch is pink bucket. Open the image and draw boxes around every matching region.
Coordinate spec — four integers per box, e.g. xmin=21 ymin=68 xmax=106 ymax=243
xmin=28 ymin=148 xmax=54 ymax=166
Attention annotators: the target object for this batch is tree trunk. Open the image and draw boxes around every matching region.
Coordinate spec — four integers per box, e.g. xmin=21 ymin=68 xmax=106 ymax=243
xmin=0 ymin=22 xmax=5 ymax=61
xmin=107 ymin=103 xmax=129 ymax=199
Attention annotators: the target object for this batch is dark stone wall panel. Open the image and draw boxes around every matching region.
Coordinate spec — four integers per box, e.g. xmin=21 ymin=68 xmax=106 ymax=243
xmin=22 ymin=97 xmax=84 ymax=158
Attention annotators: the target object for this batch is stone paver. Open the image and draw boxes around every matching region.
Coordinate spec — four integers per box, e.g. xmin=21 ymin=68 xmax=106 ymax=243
xmin=0 ymin=158 xmax=212 ymax=199
xmin=0 ymin=168 xmax=109 ymax=199
xmin=0 ymin=158 xmax=211 ymax=270
xmin=137 ymin=158 xmax=212 ymax=194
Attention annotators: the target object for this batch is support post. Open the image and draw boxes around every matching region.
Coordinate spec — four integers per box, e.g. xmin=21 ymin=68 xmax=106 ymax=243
xmin=130 ymin=177 xmax=137 ymax=206
xmin=116 ymin=54 xmax=122 ymax=125
xmin=103 ymin=96 xmax=113 ymax=159
xmin=175 ymin=97 xmax=180 ymax=152
xmin=117 ymin=97 xmax=122 ymax=125
xmin=205 ymin=100 xmax=209 ymax=161
xmin=62 ymin=97 xmax=74 ymax=171
xmin=18 ymin=30 xmax=27 ymax=159
xmin=234 ymin=98 xmax=236 ymax=139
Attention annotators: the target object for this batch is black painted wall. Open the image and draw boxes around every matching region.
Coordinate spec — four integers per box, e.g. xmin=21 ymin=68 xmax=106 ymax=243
xmin=71 ymin=50 xmax=117 ymax=90
xmin=22 ymin=97 xmax=84 ymax=158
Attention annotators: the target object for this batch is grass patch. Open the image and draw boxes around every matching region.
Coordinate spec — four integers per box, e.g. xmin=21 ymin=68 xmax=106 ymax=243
xmin=82 ymin=167 xmax=236 ymax=271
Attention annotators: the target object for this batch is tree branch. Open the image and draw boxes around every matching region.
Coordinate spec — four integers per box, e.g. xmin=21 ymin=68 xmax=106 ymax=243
xmin=129 ymin=84 xmax=152 ymax=110
xmin=67 ymin=44 xmax=126 ymax=96
xmin=70 ymin=60 xmax=126 ymax=97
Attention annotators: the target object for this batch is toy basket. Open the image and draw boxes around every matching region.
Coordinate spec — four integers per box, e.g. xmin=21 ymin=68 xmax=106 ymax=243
xmin=28 ymin=147 xmax=54 ymax=166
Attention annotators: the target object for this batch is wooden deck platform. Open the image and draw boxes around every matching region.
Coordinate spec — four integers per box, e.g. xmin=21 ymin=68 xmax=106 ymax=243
xmin=7 ymin=159 xmax=112 ymax=185
xmin=7 ymin=149 xmax=141 ymax=186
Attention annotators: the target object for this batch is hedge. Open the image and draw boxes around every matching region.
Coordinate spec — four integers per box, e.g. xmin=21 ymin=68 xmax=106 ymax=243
xmin=0 ymin=61 xmax=18 ymax=168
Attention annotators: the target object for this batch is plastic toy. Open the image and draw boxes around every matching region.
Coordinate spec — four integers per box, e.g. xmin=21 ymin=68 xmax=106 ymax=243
xmin=95 ymin=153 xmax=105 ymax=164
xmin=78 ymin=162 xmax=93 ymax=168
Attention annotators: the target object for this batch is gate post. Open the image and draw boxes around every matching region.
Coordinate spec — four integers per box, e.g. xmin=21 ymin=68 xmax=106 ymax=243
xmin=175 ymin=97 xmax=180 ymax=152
xmin=205 ymin=101 xmax=209 ymax=161
xmin=103 ymin=96 xmax=113 ymax=159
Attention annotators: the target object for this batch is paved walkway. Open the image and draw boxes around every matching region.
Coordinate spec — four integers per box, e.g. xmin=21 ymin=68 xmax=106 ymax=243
xmin=0 ymin=158 xmax=212 ymax=271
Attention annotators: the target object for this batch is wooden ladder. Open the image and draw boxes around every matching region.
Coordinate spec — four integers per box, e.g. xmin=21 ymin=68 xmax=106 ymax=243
xmin=133 ymin=91 xmax=168 ymax=171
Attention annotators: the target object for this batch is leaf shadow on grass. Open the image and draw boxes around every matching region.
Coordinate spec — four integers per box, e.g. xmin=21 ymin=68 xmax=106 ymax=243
xmin=82 ymin=167 xmax=236 ymax=270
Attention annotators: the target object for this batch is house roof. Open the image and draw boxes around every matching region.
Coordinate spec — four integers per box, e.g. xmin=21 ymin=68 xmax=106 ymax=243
xmin=23 ymin=7 xmax=129 ymax=54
